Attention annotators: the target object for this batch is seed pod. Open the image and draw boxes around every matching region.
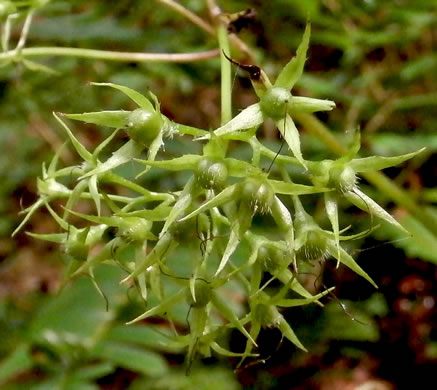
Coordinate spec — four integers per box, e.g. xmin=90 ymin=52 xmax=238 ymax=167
xmin=329 ymin=165 xmax=357 ymax=193
xmin=126 ymin=108 xmax=164 ymax=146
xmin=260 ymin=87 xmax=292 ymax=120
xmin=296 ymin=230 xmax=328 ymax=261
xmin=195 ymin=157 xmax=228 ymax=190
xmin=254 ymin=303 xmax=281 ymax=327
xmin=258 ymin=245 xmax=290 ymax=273
xmin=254 ymin=303 xmax=306 ymax=351
xmin=65 ymin=239 xmax=89 ymax=262
xmin=170 ymin=213 xmax=209 ymax=243
xmin=239 ymin=177 xmax=275 ymax=215
xmin=118 ymin=217 xmax=153 ymax=242
xmin=186 ymin=279 xmax=212 ymax=308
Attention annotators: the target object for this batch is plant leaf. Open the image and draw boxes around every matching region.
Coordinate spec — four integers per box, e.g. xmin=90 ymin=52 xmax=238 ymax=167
xmin=136 ymin=132 xmax=164 ymax=177
xmin=215 ymin=228 xmax=240 ymax=276
xmin=88 ymin=175 xmax=101 ymax=216
xmin=327 ymin=241 xmax=377 ymax=288
xmin=53 ymin=112 xmax=93 ymax=163
xmin=91 ymin=82 xmax=154 ymax=111
xmin=80 ymin=140 xmax=144 ymax=179
xmin=91 ymin=341 xmax=167 ymax=377
xmin=224 ymin=157 xmax=262 ymax=177
xmin=160 ymin=178 xmax=194 ymax=238
xmin=197 ymin=103 xmax=263 ymax=140
xmin=274 ymin=22 xmax=310 ymax=90
xmin=325 ymin=192 xmax=340 ymax=265
xmin=12 ymin=198 xmax=44 ymax=237
xmin=350 ymin=148 xmax=425 ymax=172
xmin=64 ymin=111 xmax=130 ymax=128
xmin=26 ymin=232 xmax=66 ymax=243
xmin=269 ymin=179 xmax=329 ymax=195
xmin=277 ymin=287 xmax=334 ymax=307
xmin=277 ymin=314 xmax=307 ymax=351
xmin=276 ymin=114 xmax=307 ymax=169
xmin=135 ymin=154 xmax=202 ymax=171
xmin=179 ymin=184 xmax=238 ymax=222
xmin=288 ymin=96 xmax=335 ymax=113
xmin=126 ymin=288 xmax=186 ymax=324
xmin=211 ymin=291 xmax=257 ymax=347
xmin=346 ymin=187 xmax=409 ymax=234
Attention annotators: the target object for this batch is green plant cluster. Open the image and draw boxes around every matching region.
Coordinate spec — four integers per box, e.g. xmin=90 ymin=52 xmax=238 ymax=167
xmin=14 ymin=22 xmax=423 ymax=370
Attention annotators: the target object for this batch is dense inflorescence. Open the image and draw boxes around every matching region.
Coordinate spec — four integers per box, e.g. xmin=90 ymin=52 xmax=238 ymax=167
xmin=16 ymin=24 xmax=421 ymax=368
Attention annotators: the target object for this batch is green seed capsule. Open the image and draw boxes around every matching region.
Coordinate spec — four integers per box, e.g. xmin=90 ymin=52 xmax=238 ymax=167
xmin=170 ymin=213 xmax=209 ymax=243
xmin=259 ymin=246 xmax=290 ymax=273
xmin=65 ymin=240 xmax=89 ymax=262
xmin=186 ymin=279 xmax=211 ymax=308
xmin=329 ymin=165 xmax=357 ymax=193
xmin=239 ymin=177 xmax=275 ymax=215
xmin=195 ymin=157 xmax=228 ymax=190
xmin=260 ymin=87 xmax=292 ymax=120
xmin=118 ymin=217 xmax=153 ymax=242
xmin=254 ymin=303 xmax=280 ymax=327
xmin=297 ymin=231 xmax=328 ymax=261
xmin=126 ymin=108 xmax=163 ymax=146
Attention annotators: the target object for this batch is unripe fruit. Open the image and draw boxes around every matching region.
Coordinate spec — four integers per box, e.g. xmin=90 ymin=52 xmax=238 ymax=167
xmin=186 ymin=279 xmax=212 ymax=308
xmin=297 ymin=231 xmax=328 ymax=261
xmin=239 ymin=177 xmax=274 ymax=215
xmin=195 ymin=157 xmax=228 ymax=190
xmin=259 ymin=246 xmax=290 ymax=273
xmin=65 ymin=240 xmax=88 ymax=262
xmin=126 ymin=108 xmax=163 ymax=146
xmin=329 ymin=165 xmax=357 ymax=193
xmin=254 ymin=303 xmax=281 ymax=327
xmin=260 ymin=87 xmax=292 ymax=120
xmin=170 ymin=213 xmax=209 ymax=243
xmin=118 ymin=217 xmax=152 ymax=242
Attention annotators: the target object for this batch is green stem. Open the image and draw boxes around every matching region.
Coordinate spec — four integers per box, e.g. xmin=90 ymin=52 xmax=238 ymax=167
xmin=217 ymin=25 xmax=232 ymax=125
xmin=295 ymin=113 xmax=437 ymax=233
xmin=0 ymin=47 xmax=220 ymax=63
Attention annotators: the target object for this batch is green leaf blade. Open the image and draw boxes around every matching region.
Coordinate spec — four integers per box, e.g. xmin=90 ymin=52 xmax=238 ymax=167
xmin=64 ymin=111 xmax=130 ymax=128
xmin=275 ymin=23 xmax=311 ymax=90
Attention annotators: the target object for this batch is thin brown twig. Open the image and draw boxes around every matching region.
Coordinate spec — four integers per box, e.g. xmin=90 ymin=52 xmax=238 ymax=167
xmin=156 ymin=0 xmax=215 ymax=35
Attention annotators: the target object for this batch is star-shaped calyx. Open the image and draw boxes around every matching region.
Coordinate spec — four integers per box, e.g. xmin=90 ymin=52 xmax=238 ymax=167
xmin=196 ymin=23 xmax=335 ymax=170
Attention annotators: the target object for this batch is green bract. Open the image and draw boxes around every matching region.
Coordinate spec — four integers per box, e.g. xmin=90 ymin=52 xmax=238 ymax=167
xmin=17 ymin=18 xmax=424 ymax=371
xmin=197 ymin=23 xmax=335 ymax=170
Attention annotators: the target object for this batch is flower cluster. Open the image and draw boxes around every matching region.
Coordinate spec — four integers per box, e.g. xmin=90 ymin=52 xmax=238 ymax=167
xmin=16 ymin=24 xmax=422 ymax=368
